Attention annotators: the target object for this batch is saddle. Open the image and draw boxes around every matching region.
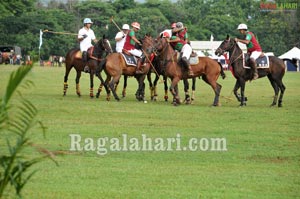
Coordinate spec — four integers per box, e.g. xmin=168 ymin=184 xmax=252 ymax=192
xmin=244 ymin=53 xmax=269 ymax=69
xmin=74 ymin=47 xmax=97 ymax=60
xmin=120 ymin=49 xmax=138 ymax=66
xmin=177 ymin=51 xmax=199 ymax=65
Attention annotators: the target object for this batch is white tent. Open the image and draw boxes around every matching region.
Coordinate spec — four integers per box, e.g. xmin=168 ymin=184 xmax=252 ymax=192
xmin=279 ymin=47 xmax=300 ymax=59
xmin=279 ymin=47 xmax=300 ymax=72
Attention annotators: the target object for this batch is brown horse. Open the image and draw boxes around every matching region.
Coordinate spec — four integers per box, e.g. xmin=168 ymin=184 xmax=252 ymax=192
xmin=96 ymin=35 xmax=154 ymax=101
xmin=215 ymin=35 xmax=286 ymax=107
xmin=146 ymin=55 xmax=198 ymax=103
xmin=1 ymin=52 xmax=10 ymax=64
xmin=151 ymin=36 xmax=225 ymax=106
xmin=63 ymin=35 xmax=113 ymax=97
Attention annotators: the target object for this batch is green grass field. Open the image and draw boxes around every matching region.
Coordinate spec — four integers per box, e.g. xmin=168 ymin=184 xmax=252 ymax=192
xmin=1 ymin=65 xmax=300 ymax=199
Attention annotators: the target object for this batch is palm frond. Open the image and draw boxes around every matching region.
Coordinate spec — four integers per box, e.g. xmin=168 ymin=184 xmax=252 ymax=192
xmin=0 ymin=65 xmax=57 ymax=198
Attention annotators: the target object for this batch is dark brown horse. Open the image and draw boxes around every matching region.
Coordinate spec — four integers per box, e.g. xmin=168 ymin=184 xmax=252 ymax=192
xmin=96 ymin=35 xmax=154 ymax=101
xmin=63 ymin=35 xmax=113 ymax=97
xmin=147 ymin=54 xmax=197 ymax=103
xmin=215 ymin=35 xmax=286 ymax=107
xmin=151 ymin=37 xmax=226 ymax=106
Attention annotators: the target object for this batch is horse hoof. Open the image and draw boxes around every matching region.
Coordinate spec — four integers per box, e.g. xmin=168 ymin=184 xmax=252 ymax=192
xmin=270 ymin=103 xmax=276 ymax=107
xmin=96 ymin=93 xmax=100 ymax=98
xmin=278 ymin=103 xmax=282 ymax=108
xmin=90 ymin=95 xmax=94 ymax=99
xmin=164 ymin=96 xmax=168 ymax=102
xmin=185 ymin=98 xmax=191 ymax=105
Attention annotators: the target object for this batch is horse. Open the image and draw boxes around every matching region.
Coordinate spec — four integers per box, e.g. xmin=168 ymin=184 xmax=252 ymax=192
xmin=63 ymin=35 xmax=113 ymax=98
xmin=151 ymin=36 xmax=226 ymax=106
xmin=215 ymin=35 xmax=286 ymax=107
xmin=146 ymin=55 xmax=169 ymax=101
xmin=146 ymin=55 xmax=197 ymax=103
xmin=1 ymin=52 xmax=10 ymax=64
xmin=95 ymin=35 xmax=154 ymax=101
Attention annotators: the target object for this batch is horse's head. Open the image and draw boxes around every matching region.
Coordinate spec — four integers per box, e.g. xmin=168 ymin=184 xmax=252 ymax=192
xmin=141 ymin=34 xmax=155 ymax=54
xmin=96 ymin=35 xmax=113 ymax=55
xmin=152 ymin=35 xmax=169 ymax=54
xmin=215 ymin=35 xmax=236 ymax=56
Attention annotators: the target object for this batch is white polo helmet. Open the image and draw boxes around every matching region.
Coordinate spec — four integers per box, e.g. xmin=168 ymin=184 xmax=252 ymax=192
xmin=83 ymin=18 xmax=93 ymax=24
xmin=122 ymin=24 xmax=130 ymax=30
xmin=176 ymin=22 xmax=184 ymax=29
xmin=237 ymin=23 xmax=248 ymax=30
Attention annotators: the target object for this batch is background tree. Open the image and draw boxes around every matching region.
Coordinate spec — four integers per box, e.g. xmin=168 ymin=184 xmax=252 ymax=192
xmin=0 ymin=0 xmax=298 ymax=60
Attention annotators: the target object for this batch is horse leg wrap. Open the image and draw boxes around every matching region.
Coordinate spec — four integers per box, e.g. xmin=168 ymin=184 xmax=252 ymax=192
xmin=63 ymin=82 xmax=68 ymax=95
xmin=191 ymin=90 xmax=195 ymax=101
xmin=150 ymin=87 xmax=154 ymax=99
xmin=164 ymin=90 xmax=168 ymax=101
xmin=90 ymin=88 xmax=94 ymax=98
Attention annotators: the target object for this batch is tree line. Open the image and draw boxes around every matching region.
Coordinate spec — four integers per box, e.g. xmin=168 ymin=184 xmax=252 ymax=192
xmin=0 ymin=0 xmax=299 ymax=61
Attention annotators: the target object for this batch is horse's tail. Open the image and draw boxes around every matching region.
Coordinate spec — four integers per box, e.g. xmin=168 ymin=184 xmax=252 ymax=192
xmin=218 ymin=62 xmax=226 ymax=79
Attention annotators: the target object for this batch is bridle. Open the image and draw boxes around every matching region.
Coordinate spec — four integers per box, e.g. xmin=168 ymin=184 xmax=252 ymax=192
xmin=217 ymin=39 xmax=243 ymax=66
xmin=153 ymin=37 xmax=176 ymax=66
xmin=101 ymin=39 xmax=113 ymax=54
xmin=90 ymin=39 xmax=112 ymax=61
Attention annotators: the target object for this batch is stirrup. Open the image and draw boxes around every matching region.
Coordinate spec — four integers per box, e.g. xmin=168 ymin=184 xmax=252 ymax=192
xmin=136 ymin=69 xmax=144 ymax=74
xmin=253 ymin=73 xmax=258 ymax=80
xmin=84 ymin=65 xmax=90 ymax=73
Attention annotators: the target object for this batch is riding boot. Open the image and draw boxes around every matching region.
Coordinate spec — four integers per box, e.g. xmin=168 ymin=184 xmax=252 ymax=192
xmin=182 ymin=57 xmax=193 ymax=76
xmin=249 ymin=58 xmax=258 ymax=80
xmin=136 ymin=55 xmax=145 ymax=74
xmin=82 ymin=51 xmax=89 ymax=73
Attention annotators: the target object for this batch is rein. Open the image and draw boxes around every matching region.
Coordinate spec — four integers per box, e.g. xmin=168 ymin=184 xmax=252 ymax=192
xmin=158 ymin=38 xmax=176 ymax=66
xmin=89 ymin=39 xmax=111 ymax=62
xmin=141 ymin=36 xmax=161 ymax=77
xmin=228 ymin=42 xmax=243 ymax=66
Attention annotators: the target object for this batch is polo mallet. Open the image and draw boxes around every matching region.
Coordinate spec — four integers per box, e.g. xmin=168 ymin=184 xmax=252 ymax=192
xmin=110 ymin=16 xmax=122 ymax=32
xmin=110 ymin=17 xmax=164 ymax=83
xmin=43 ymin=30 xmax=78 ymax=35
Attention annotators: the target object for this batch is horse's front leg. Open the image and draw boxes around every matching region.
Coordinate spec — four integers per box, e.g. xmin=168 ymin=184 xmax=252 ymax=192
xmin=169 ymin=77 xmax=181 ymax=106
xmin=191 ymin=77 xmax=196 ymax=102
xmin=163 ymin=76 xmax=169 ymax=102
xmin=122 ymin=75 xmax=128 ymax=98
xmin=233 ymin=80 xmax=241 ymax=102
xmin=147 ymin=72 xmax=154 ymax=100
xmin=239 ymin=79 xmax=247 ymax=106
xmin=135 ymin=75 xmax=146 ymax=101
xmin=63 ymin=66 xmax=71 ymax=96
xmin=89 ymin=71 xmax=94 ymax=98
xmin=96 ymin=71 xmax=109 ymax=99
xmin=75 ymin=70 xmax=82 ymax=97
xmin=183 ymin=78 xmax=191 ymax=104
